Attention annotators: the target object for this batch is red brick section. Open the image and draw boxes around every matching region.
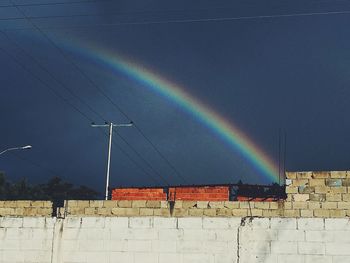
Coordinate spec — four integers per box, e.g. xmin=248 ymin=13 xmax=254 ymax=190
xmin=169 ymin=186 xmax=229 ymax=201
xmin=112 ymin=186 xmax=230 ymax=201
xmin=112 ymin=188 xmax=167 ymax=200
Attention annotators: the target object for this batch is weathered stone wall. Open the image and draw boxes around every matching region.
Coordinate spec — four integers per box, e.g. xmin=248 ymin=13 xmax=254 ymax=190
xmin=2 ymin=171 xmax=350 ymax=218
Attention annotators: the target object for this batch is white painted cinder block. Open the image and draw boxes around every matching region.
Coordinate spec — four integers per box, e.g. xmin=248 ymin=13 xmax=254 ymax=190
xmin=298 ymin=218 xmax=324 ymax=230
xmin=298 ymin=242 xmax=325 ymax=255
xmin=178 ymin=217 xmax=203 ymax=229
xmin=153 ymin=217 xmax=177 ymax=229
xmin=2 ymin=216 xmax=350 ymax=263
xmin=129 ymin=217 xmax=153 ymax=228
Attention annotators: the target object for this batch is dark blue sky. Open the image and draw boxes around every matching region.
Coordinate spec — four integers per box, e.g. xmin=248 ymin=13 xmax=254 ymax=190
xmin=1 ymin=0 xmax=350 ymax=194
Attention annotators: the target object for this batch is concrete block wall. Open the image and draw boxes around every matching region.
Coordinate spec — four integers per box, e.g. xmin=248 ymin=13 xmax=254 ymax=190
xmin=1 ymin=216 xmax=350 ymax=263
xmin=0 ymin=217 xmax=55 ymax=263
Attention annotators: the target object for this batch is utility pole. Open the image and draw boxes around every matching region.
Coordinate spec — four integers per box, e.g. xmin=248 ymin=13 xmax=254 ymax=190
xmin=91 ymin=122 xmax=133 ymax=200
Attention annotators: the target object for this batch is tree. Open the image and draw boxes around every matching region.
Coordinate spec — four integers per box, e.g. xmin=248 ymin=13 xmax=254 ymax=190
xmin=0 ymin=174 xmax=100 ymax=200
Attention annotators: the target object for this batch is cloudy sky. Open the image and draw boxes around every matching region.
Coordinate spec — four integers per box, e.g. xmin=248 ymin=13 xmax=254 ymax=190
xmin=0 ymin=0 xmax=349 ymax=195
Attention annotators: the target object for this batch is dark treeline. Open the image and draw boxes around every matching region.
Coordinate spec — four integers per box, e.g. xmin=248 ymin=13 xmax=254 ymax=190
xmin=0 ymin=173 xmax=100 ymax=200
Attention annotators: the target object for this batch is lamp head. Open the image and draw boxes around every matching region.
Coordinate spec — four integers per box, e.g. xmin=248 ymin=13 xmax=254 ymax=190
xmin=21 ymin=145 xmax=32 ymax=150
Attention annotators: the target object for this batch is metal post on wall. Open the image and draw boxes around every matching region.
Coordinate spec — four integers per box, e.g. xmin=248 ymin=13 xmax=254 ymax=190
xmin=91 ymin=122 xmax=133 ymax=200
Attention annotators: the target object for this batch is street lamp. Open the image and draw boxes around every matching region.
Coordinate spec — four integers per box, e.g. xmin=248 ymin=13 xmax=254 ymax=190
xmin=0 ymin=145 xmax=32 ymax=156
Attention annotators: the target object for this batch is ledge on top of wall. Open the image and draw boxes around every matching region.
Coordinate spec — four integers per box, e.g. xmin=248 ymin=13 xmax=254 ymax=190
xmin=1 ymin=171 xmax=350 ymax=218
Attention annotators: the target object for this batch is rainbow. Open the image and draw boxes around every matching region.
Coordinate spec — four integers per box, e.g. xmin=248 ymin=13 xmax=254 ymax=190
xmin=61 ymin=39 xmax=279 ymax=183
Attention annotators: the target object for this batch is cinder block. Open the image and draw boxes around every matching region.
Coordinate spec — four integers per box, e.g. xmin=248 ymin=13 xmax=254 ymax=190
xmin=118 ymin=200 xmax=132 ymax=208
xmin=131 ymin=201 xmax=147 ymax=208
xmin=283 ymin=210 xmax=300 ymax=217
xmin=182 ymin=201 xmax=196 ymax=209
xmin=325 ymin=218 xmax=350 ymax=230
xmin=292 ymin=179 xmax=309 ymax=187
xmin=278 ymin=230 xmax=304 ymax=241
xmin=321 ymin=202 xmax=337 ymax=209
xmin=224 ymin=201 xmax=239 ymax=209
xmin=134 ymin=252 xmax=159 ymax=263
xmin=125 ymin=208 xmax=139 ymax=216
xmin=108 ymin=217 xmax=129 ymax=228
xmin=232 ymin=209 xmax=248 ymax=217
xmin=298 ymin=218 xmax=324 ymax=230
xmin=189 ymin=209 xmax=204 ymax=216
xmin=111 ymin=208 xmax=126 ymax=216
xmin=292 ymin=194 xmax=309 ymax=202
xmin=312 ymin=172 xmax=330 ymax=179
xmin=153 ymin=208 xmax=171 ymax=217
xmin=178 ymin=218 xmax=202 ymax=229
xmin=203 ymin=209 xmax=217 ymax=216
xmin=215 ymin=229 xmax=237 ymax=241
xmin=326 ymin=243 xmax=350 ymax=255
xmin=197 ymin=201 xmax=209 ymax=209
xmin=326 ymin=179 xmax=342 ymax=187
xmin=152 ymin=240 xmax=177 ymax=252
xmin=81 ymin=217 xmax=105 ymax=228
xmin=177 ymin=240 xmax=205 ymax=253
xmin=241 ymin=228 xmax=277 ymax=241
xmin=159 ymin=253 xmax=183 ymax=263
xmin=103 ymin=200 xmax=118 ymax=208
xmin=298 ymin=186 xmax=315 ymax=194
xmin=183 ymin=229 xmax=216 ymax=240
xmin=203 ymin=218 xmax=229 ymax=229
xmin=0 ymin=217 xmax=23 ymax=228
xmin=173 ymin=208 xmax=188 ymax=217
xmin=270 ymin=218 xmax=296 ymax=230
xmin=309 ymin=194 xmax=326 ymax=202
xmin=126 ymin=240 xmax=152 ymax=252
xmin=329 ymin=209 xmax=346 ymax=218
xmin=23 ymin=217 xmax=45 ymax=228
xmin=146 ymin=201 xmax=161 ymax=208
xmin=300 ymin=210 xmax=313 ymax=217
xmin=298 ymin=242 xmax=325 ymax=255
xmin=246 ymin=218 xmax=270 ymax=229
xmin=292 ymin=202 xmax=308 ymax=209
xmin=329 ymin=256 xmax=350 ymax=263
xmin=310 ymin=179 xmax=325 ymax=187
xmin=276 ymin=255 xmax=303 ymax=263
xmin=270 ymin=241 xmax=297 ymax=254
xmin=153 ymin=217 xmax=177 ymax=229
xmin=326 ymin=194 xmax=342 ymax=202
xmin=342 ymin=179 xmax=350 ymax=187
xmin=140 ymin=208 xmax=154 ymax=216
xmin=297 ymin=172 xmax=313 ymax=179
xmin=254 ymin=202 xmax=270 ymax=209
xmin=286 ymin=172 xmax=297 ymax=179
xmin=305 ymin=230 xmax=333 ymax=242
xmin=286 ymin=186 xmax=298 ymax=194
xmin=342 ymin=194 xmax=350 ymax=202
xmin=337 ymin=202 xmax=350 ymax=209
xmin=208 ymin=202 xmax=224 ymax=209
xmin=314 ymin=209 xmax=330 ymax=218
xmin=158 ymin=229 xmax=184 ymax=240
xmin=330 ymin=171 xmax=347 ymax=178
xmin=129 ymin=217 xmax=152 ymax=228
xmin=314 ymin=186 xmax=330 ymax=194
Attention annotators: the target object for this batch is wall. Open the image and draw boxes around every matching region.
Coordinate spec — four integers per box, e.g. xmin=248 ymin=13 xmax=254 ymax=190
xmin=1 ymin=171 xmax=350 ymax=263
xmin=1 ymin=216 xmax=350 ymax=263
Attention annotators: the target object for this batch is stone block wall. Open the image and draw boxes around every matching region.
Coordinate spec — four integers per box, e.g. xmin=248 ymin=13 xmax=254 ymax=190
xmin=0 ymin=201 xmax=52 ymax=217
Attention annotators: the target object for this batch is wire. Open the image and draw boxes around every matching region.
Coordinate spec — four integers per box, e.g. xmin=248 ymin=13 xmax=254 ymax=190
xmin=0 ymin=0 xmax=112 ymax=8
xmin=0 ymin=30 xmax=107 ymax=122
xmin=8 ymin=0 xmax=189 ymax=184
xmin=0 ymin=42 xmax=165 ymax=187
xmin=2 ymin=9 xmax=350 ymax=28
xmin=114 ymin=131 xmax=170 ymax=186
xmin=97 ymin=129 xmax=162 ymax=186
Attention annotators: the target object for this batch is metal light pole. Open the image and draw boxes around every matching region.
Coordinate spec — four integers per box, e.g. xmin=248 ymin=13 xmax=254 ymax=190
xmin=91 ymin=122 xmax=133 ymax=200
xmin=0 ymin=145 xmax=32 ymax=156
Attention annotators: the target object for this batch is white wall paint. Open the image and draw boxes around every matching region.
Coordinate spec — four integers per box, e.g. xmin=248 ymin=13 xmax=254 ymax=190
xmin=1 ymin=217 xmax=350 ymax=263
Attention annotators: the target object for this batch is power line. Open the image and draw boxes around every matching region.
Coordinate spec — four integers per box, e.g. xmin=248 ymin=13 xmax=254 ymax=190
xmin=0 ymin=30 xmax=107 ymax=122
xmin=2 ymin=9 xmax=350 ymax=30
xmin=0 ymin=0 xmax=112 ymax=8
xmin=0 ymin=41 xmax=165 ymax=187
xmin=8 ymin=0 xmax=189 ymax=184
